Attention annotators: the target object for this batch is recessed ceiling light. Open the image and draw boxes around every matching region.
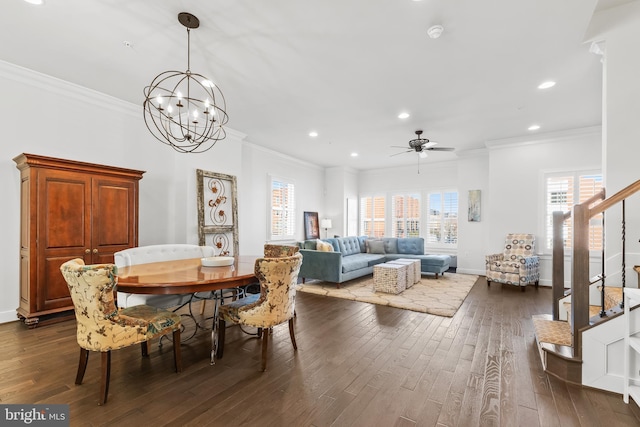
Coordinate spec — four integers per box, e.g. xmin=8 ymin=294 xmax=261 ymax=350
xmin=538 ymin=81 xmax=556 ymax=89
xmin=309 ymin=131 xmax=318 ymax=137
xmin=427 ymin=25 xmax=444 ymax=39
xmin=350 ymin=152 xmax=358 ymax=157
xmin=398 ymin=112 xmax=410 ymax=119
xmin=23 ymin=0 xmax=44 ymax=4
xmin=528 ymin=125 xmax=541 ymax=131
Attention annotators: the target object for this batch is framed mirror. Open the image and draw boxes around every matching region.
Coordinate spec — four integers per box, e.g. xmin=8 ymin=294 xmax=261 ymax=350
xmin=197 ymin=169 xmax=239 ymax=255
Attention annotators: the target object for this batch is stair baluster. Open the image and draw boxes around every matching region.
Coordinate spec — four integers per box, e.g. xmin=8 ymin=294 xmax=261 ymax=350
xmin=600 ymin=209 xmax=607 ymax=317
xmin=621 ymin=199 xmax=626 ymax=309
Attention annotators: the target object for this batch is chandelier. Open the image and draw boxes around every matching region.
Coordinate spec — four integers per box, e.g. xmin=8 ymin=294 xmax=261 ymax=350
xmin=143 ymin=12 xmax=229 ymax=153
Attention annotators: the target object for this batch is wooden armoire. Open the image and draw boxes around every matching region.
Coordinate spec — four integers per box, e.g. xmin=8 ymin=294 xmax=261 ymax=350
xmin=13 ymin=153 xmax=145 ymax=327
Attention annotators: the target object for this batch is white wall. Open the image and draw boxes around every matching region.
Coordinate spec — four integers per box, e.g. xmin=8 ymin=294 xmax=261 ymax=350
xmin=240 ymin=142 xmax=325 ymax=254
xmin=586 ymin=2 xmax=640 ymax=286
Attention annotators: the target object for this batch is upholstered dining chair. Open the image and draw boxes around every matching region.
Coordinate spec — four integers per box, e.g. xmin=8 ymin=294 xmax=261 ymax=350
xmin=60 ymin=258 xmax=182 ymax=405
xmin=485 ymin=233 xmax=540 ymax=292
xmin=216 ymin=244 xmax=302 ymax=371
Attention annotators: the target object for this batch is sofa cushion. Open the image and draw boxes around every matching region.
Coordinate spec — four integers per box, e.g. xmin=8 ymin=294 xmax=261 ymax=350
xmin=302 ymin=240 xmax=317 ymax=250
xmin=397 ymin=238 xmax=424 ymax=255
xmin=324 ymin=238 xmax=340 ymax=252
xmin=341 ymin=255 xmax=371 ymax=273
xmin=317 ymin=240 xmax=334 ymax=252
xmin=381 ymin=238 xmax=398 ymax=255
xmin=357 ymin=236 xmax=368 ymax=253
xmin=339 ymin=236 xmax=364 ymax=256
xmin=367 ymin=240 xmax=386 ymax=254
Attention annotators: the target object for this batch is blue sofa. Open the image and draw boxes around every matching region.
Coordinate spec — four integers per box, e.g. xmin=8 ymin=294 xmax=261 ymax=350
xmin=298 ymin=236 xmax=451 ymax=287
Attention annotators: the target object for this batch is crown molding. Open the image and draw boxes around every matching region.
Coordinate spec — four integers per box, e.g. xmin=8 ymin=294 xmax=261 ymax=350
xmin=484 ymin=125 xmax=601 ymax=150
xmin=242 ymin=139 xmax=323 ymax=171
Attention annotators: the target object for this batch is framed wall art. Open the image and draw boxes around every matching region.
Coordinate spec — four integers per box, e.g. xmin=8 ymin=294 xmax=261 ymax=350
xmin=304 ymin=211 xmax=320 ymax=240
xmin=197 ymin=169 xmax=239 ymax=255
xmin=468 ymin=189 xmax=481 ymax=222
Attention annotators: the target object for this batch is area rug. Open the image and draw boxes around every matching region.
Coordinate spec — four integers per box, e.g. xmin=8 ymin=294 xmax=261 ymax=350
xmin=296 ymin=273 xmax=479 ymax=317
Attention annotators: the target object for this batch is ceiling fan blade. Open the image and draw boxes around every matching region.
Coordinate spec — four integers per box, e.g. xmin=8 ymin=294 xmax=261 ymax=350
xmin=390 ymin=145 xmax=408 ymax=148
xmin=422 ymin=141 xmax=437 ymax=149
xmin=390 ymin=150 xmax=412 ymax=157
xmin=427 ymin=147 xmax=455 ymax=151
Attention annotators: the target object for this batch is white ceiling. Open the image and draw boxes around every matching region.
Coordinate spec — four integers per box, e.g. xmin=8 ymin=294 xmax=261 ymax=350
xmin=2 ymin=0 xmax=610 ymax=170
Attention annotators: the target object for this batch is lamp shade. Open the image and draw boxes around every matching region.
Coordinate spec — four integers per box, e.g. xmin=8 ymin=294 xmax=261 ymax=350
xmin=321 ymin=219 xmax=332 ymax=229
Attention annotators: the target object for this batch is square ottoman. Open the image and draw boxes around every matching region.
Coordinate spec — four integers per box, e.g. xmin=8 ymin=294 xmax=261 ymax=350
xmin=373 ymin=263 xmax=407 ymax=294
xmin=388 ymin=258 xmax=420 ymax=288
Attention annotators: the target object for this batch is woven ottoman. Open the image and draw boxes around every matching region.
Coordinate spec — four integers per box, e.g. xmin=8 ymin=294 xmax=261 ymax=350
xmin=387 ymin=258 xmax=420 ymax=288
xmin=373 ymin=263 xmax=407 ymax=294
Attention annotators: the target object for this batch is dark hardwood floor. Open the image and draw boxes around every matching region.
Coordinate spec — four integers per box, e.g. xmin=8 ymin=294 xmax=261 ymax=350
xmin=1 ymin=276 xmax=639 ymax=426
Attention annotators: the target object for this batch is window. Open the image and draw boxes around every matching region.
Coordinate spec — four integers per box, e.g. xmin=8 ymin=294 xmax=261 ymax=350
xmin=391 ymin=193 xmax=420 ymax=237
xmin=269 ymin=176 xmax=295 ymax=240
xmin=544 ymin=172 xmax=603 ymax=251
xmin=360 ymin=195 xmax=385 ymax=237
xmin=426 ymin=191 xmax=458 ymax=245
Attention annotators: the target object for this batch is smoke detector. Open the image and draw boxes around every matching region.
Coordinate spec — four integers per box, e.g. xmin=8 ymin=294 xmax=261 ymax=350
xmin=427 ymin=25 xmax=444 ymax=39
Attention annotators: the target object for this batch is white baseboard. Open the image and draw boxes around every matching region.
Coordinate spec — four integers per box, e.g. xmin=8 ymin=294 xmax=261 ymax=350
xmin=0 ymin=309 xmax=18 ymax=325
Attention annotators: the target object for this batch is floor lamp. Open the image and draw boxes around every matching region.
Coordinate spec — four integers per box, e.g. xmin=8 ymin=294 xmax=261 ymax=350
xmin=321 ymin=218 xmax=332 ymax=239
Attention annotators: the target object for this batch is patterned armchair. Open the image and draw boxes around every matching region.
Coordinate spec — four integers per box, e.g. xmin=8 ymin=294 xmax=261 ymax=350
xmin=216 ymin=245 xmax=302 ymax=371
xmin=60 ymin=258 xmax=182 ymax=405
xmin=485 ymin=233 xmax=540 ymax=292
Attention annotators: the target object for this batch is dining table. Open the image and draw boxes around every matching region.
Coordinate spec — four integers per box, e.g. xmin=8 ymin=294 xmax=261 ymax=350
xmin=116 ymin=255 xmax=259 ymax=364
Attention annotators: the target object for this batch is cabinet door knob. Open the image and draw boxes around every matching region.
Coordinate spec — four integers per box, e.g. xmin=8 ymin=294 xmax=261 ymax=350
xmin=85 ymin=249 xmax=91 ymax=254
xmin=92 ymin=249 xmax=98 ymax=254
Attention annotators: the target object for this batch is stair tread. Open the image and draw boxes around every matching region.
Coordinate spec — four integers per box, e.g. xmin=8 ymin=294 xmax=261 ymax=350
xmin=533 ymin=317 xmax=572 ymax=346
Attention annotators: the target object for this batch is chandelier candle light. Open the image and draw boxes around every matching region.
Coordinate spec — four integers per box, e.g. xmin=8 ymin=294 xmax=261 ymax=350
xmin=143 ymin=12 xmax=229 ymax=153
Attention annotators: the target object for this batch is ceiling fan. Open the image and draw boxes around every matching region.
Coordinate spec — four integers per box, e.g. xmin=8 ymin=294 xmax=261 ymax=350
xmin=391 ymin=130 xmax=455 ymax=158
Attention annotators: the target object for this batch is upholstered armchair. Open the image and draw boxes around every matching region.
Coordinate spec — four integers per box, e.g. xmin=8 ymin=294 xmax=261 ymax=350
xmin=216 ymin=245 xmax=302 ymax=371
xmin=485 ymin=233 xmax=540 ymax=291
xmin=60 ymin=258 xmax=182 ymax=405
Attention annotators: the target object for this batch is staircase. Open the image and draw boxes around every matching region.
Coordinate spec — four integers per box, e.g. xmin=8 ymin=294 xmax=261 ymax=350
xmin=531 ymin=180 xmax=640 ymax=397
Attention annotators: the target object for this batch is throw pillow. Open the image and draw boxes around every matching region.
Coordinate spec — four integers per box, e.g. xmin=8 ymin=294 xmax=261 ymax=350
xmin=368 ymin=239 xmax=386 ymax=254
xmin=317 ymin=240 xmax=334 ymax=252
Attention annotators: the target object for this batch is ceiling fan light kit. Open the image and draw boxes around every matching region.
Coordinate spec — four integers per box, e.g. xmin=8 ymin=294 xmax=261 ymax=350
xmin=143 ymin=12 xmax=229 ymax=153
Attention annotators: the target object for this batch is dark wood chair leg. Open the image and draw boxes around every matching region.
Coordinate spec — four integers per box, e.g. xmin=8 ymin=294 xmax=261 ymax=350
xmin=535 ymin=281 xmax=539 ymax=288
xmin=521 ymin=286 xmax=526 ymax=292
xmin=173 ymin=328 xmax=182 ymax=373
xmin=99 ymin=351 xmax=111 ymax=406
xmin=288 ymin=318 xmax=298 ymax=351
xmin=75 ymin=348 xmax=89 ymax=385
xmin=487 ymin=280 xmax=491 ymax=287
xmin=216 ymin=318 xmax=225 ymax=359
xmin=257 ymin=327 xmax=263 ymax=338
xmin=141 ymin=340 xmax=149 ymax=357
xmin=261 ymin=328 xmax=269 ymax=371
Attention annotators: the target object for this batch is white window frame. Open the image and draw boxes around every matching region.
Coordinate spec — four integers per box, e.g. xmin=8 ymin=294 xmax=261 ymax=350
xmin=268 ymin=174 xmax=296 ymax=241
xmin=542 ymin=169 xmax=603 ymax=254
xmin=424 ymin=189 xmax=458 ymax=249
xmin=359 ymin=195 xmax=386 ymax=238
xmin=391 ymin=193 xmax=421 ymax=238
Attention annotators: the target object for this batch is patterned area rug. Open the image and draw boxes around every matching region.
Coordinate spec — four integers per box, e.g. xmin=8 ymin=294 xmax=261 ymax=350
xmin=296 ymin=273 xmax=479 ymax=317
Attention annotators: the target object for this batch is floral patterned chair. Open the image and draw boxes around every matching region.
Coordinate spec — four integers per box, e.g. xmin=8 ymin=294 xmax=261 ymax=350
xmin=485 ymin=233 xmax=540 ymax=292
xmin=60 ymin=258 xmax=182 ymax=405
xmin=216 ymin=245 xmax=302 ymax=371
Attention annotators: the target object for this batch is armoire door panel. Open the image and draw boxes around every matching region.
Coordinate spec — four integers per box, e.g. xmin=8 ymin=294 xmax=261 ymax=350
xmin=40 ymin=171 xmax=91 ymax=249
xmin=41 ymin=256 xmax=74 ymax=311
xmin=92 ymin=178 xmax=135 ymax=249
